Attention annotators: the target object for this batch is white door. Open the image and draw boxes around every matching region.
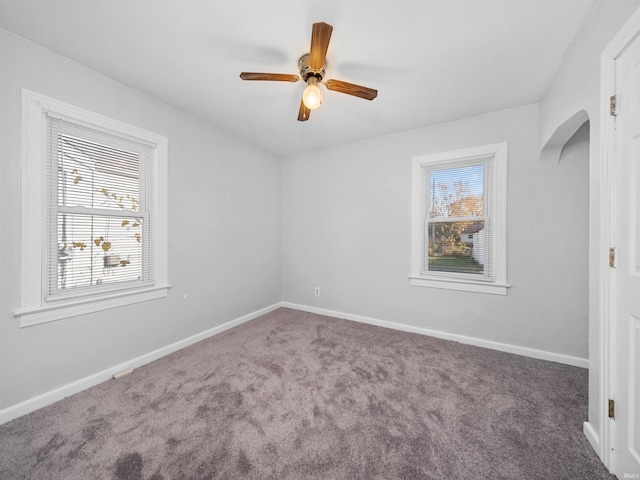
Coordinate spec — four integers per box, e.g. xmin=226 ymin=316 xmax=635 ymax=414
xmin=613 ymin=24 xmax=640 ymax=478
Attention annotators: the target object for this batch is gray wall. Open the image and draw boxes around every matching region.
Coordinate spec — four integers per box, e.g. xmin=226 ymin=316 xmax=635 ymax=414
xmin=0 ymin=21 xmax=595 ymax=415
xmin=282 ymin=103 xmax=590 ymax=359
xmin=538 ymin=0 xmax=640 ymax=444
xmin=0 ymin=29 xmax=282 ymax=409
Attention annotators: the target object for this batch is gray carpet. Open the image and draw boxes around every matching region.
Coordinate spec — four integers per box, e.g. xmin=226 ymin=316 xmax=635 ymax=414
xmin=0 ymin=308 xmax=613 ymax=479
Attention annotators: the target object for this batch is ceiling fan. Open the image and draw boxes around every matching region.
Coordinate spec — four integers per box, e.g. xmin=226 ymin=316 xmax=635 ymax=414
xmin=239 ymin=22 xmax=378 ymax=122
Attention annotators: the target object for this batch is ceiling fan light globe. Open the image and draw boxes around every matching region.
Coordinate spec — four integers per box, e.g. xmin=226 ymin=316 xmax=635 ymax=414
xmin=303 ymin=83 xmax=322 ymax=110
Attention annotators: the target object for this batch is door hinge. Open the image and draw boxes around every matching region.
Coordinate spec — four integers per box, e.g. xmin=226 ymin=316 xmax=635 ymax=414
xmin=610 ymin=95 xmax=617 ymax=116
xmin=609 ymin=247 xmax=616 ymax=268
xmin=608 ymin=399 xmax=615 ymax=419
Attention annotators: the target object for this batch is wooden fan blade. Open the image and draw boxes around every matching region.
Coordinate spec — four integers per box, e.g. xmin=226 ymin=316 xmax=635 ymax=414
xmin=298 ymin=98 xmax=311 ymax=122
xmin=239 ymin=72 xmax=300 ymax=82
xmin=324 ymin=79 xmax=378 ymax=100
xmin=309 ymin=22 xmax=333 ymax=70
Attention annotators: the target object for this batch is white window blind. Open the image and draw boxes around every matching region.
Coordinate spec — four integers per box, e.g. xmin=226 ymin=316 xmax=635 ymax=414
xmin=45 ymin=115 xmax=157 ymax=299
xmin=422 ymin=157 xmax=493 ymax=281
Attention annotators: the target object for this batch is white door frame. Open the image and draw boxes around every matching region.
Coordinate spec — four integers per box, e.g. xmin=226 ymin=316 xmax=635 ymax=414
xmin=599 ymin=7 xmax=640 ymax=472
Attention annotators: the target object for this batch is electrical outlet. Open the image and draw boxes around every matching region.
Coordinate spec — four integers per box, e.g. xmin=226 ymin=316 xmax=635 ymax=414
xmin=314 ymin=287 xmax=320 ymax=296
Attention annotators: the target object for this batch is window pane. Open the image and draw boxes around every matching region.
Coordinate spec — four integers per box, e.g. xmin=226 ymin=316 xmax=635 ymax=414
xmin=58 ymin=134 xmax=140 ymax=211
xmin=427 ymin=220 xmax=485 ymax=274
xmin=56 ymin=213 xmax=143 ymax=291
xmin=429 ymin=164 xmax=484 ymax=219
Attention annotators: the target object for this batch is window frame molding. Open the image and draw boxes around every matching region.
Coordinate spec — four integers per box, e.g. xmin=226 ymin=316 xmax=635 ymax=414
xmin=15 ymin=89 xmax=170 ymax=327
xmin=410 ymin=143 xmax=509 ymax=295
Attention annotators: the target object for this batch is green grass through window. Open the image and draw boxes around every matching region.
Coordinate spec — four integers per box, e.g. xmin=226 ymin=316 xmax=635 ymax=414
xmin=428 ymin=255 xmax=483 ymax=274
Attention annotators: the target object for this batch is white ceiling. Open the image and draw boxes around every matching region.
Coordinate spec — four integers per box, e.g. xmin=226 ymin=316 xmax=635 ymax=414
xmin=0 ymin=0 xmax=598 ymax=156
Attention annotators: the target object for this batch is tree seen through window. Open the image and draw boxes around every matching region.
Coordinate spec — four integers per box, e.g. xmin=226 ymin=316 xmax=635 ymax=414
xmin=427 ymin=163 xmax=486 ymax=275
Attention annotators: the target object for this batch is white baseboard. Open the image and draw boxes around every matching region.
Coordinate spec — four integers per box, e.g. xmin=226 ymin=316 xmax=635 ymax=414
xmin=281 ymin=302 xmax=589 ymax=368
xmin=0 ymin=303 xmax=281 ymax=425
xmin=1 ymin=301 xmax=589 ymax=425
xmin=583 ymin=421 xmax=601 ymax=456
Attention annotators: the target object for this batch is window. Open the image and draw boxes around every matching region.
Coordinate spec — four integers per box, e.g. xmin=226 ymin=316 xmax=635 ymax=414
xmin=15 ymin=90 xmax=169 ymax=326
xmin=410 ymin=143 xmax=508 ymax=295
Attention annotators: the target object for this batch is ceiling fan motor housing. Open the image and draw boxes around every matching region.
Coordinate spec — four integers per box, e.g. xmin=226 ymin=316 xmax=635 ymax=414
xmin=298 ymin=54 xmax=326 ymax=82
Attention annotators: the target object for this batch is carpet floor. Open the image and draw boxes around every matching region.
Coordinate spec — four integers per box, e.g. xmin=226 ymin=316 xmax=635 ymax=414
xmin=0 ymin=308 xmax=613 ymax=479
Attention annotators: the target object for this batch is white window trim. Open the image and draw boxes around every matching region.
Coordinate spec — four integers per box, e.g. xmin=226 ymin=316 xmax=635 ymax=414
xmin=15 ymin=89 xmax=170 ymax=327
xmin=410 ymin=143 xmax=509 ymax=295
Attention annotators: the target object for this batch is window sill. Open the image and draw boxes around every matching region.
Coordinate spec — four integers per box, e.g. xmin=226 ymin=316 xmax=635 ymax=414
xmin=409 ymin=275 xmax=509 ymax=295
xmin=14 ymin=284 xmax=172 ymax=327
